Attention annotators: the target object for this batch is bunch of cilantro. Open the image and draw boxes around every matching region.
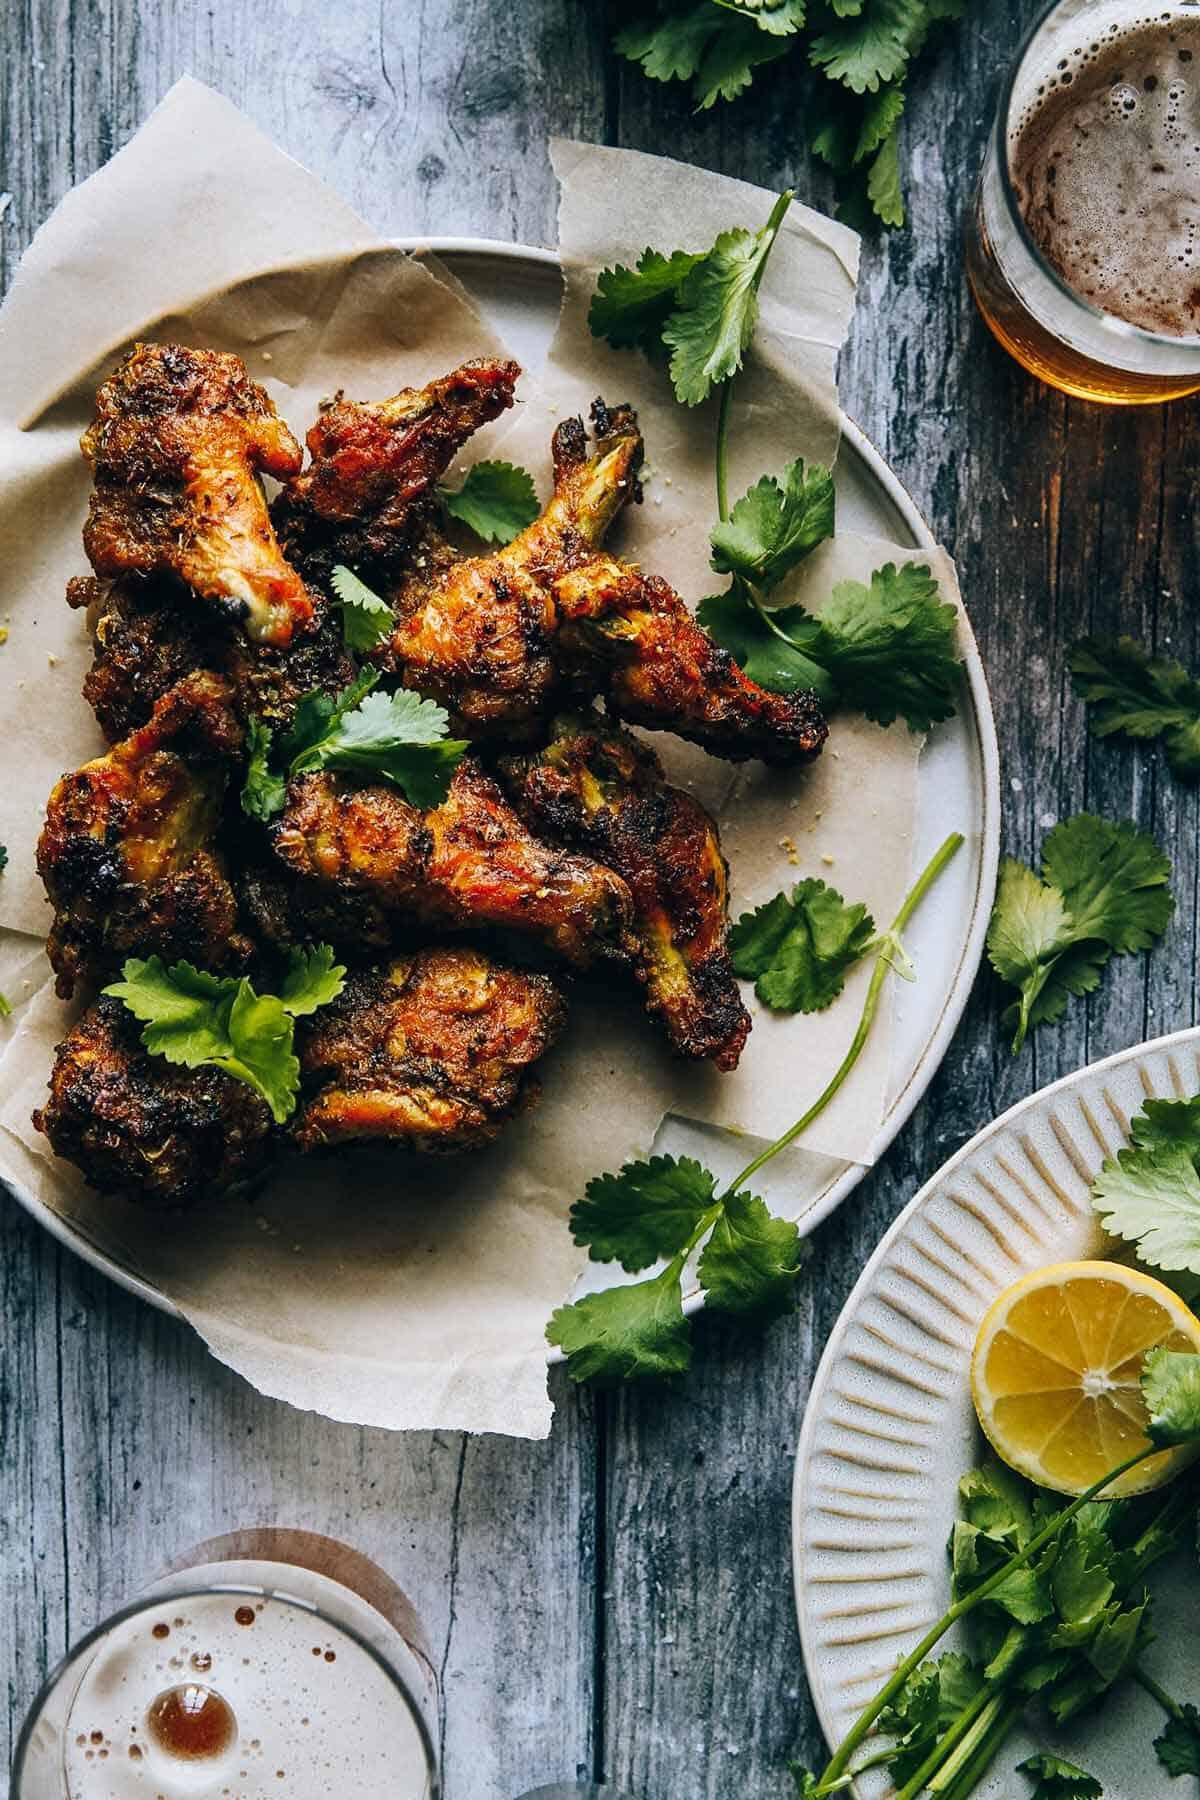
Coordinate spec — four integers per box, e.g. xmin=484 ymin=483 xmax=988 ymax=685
xmin=794 ymin=1349 xmax=1200 ymax=1797
xmin=588 ymin=193 xmax=963 ymax=732
xmin=612 ymin=0 xmax=968 ymax=229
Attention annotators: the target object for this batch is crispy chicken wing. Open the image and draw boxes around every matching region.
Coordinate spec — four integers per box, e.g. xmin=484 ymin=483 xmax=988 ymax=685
xmin=275 ymin=358 xmax=520 ymax=583
xmin=37 ymin=672 xmax=252 ymax=997
xmin=81 ymin=342 xmax=314 ymax=646
xmin=34 ymin=996 xmax=274 ymax=1206
xmin=501 ymin=714 xmax=751 ymax=1070
xmin=554 ymin=553 xmax=828 ymax=765
xmin=273 ymin=757 xmax=634 ymax=968
xmin=377 ymin=401 xmax=643 ymax=738
xmin=293 ymin=947 xmax=565 ymax=1153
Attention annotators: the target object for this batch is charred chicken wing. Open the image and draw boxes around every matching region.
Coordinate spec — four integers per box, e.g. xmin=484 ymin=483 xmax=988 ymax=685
xmin=275 ymin=357 xmax=520 ymax=583
xmin=294 ymin=946 xmax=565 ymax=1153
xmin=81 ymin=342 xmax=314 ymax=645
xmin=501 ymin=714 xmax=751 ymax=1070
xmin=273 ymin=758 xmax=634 ymax=968
xmin=34 ymin=996 xmax=274 ymax=1207
xmin=37 ymin=672 xmax=252 ymax=997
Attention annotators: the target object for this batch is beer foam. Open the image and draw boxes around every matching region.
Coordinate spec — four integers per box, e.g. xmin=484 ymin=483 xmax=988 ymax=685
xmin=1009 ymin=10 xmax=1200 ymax=337
xmin=62 ymin=1592 xmax=430 ymax=1799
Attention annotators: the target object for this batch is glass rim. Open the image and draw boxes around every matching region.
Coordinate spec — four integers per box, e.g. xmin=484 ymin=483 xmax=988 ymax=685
xmin=995 ymin=0 xmax=1200 ymax=351
xmin=10 ymin=1580 xmax=441 ymax=1797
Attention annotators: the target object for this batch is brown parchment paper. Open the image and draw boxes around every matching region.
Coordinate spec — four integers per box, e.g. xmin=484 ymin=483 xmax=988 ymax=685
xmin=0 ymin=82 xmax=963 ymax=1436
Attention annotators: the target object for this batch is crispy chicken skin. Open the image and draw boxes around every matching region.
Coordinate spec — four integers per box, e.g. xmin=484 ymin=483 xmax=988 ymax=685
xmin=293 ymin=947 xmax=565 ymax=1153
xmin=554 ymin=554 xmax=828 ymax=765
xmin=34 ymin=997 xmax=274 ymax=1206
xmin=37 ymin=672 xmax=252 ymax=998
xmin=273 ymin=758 xmax=634 ymax=968
xmin=275 ymin=358 xmax=521 ymax=582
xmin=81 ymin=342 xmax=314 ymax=646
xmin=501 ymin=714 xmax=751 ymax=1070
xmin=377 ymin=401 xmax=643 ymax=738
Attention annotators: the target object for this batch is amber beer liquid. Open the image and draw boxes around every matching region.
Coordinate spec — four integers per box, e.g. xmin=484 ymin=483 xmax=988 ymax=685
xmin=967 ymin=0 xmax=1200 ymax=402
xmin=12 ymin=1531 xmax=440 ymax=1800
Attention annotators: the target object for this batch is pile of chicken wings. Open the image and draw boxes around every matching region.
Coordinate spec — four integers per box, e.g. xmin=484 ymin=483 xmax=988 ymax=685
xmin=33 ymin=343 xmax=827 ymax=1206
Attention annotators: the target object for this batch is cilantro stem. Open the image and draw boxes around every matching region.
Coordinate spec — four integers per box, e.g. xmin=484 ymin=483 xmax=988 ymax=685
xmin=723 ymin=831 xmax=964 ymax=1201
xmin=1134 ymin=1664 xmax=1186 ymax=1722
xmin=817 ymin=1442 xmax=1157 ymax=1787
xmin=931 ymin=1696 xmax=1024 ymax=1800
xmin=892 ymin=1682 xmax=1001 ymax=1800
xmin=712 ymin=189 xmax=793 ymax=526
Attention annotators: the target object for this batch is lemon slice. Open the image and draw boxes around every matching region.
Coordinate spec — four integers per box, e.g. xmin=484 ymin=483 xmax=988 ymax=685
xmin=970 ymin=1259 xmax=1200 ymax=1496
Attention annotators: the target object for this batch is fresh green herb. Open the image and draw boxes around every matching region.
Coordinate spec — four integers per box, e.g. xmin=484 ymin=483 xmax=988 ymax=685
xmin=806 ymin=1349 xmax=1200 ymax=1800
xmin=331 ymin=564 xmax=394 ymax=653
xmin=547 ymin=832 xmax=962 ymax=1384
xmin=440 ymin=460 xmax=539 ymax=545
xmin=613 ymin=0 xmax=968 ymax=228
xmin=589 ymin=248 xmax=707 ymax=355
xmin=709 ymin=460 xmax=837 ymax=592
xmin=1153 ymin=1698 xmax=1200 ymax=1777
xmin=702 ymin=559 xmax=963 ymax=730
xmin=986 ymin=815 xmax=1174 ymax=1054
xmin=241 ymin=669 xmax=468 ymax=820
xmin=1017 ymin=1752 xmax=1102 ymax=1799
xmin=729 ymin=878 xmax=879 ymax=1012
xmin=0 ymin=843 xmax=8 ymax=870
xmin=1070 ymin=635 xmax=1200 ymax=782
xmin=1092 ymin=1095 xmax=1200 ymax=1281
xmin=0 ymin=992 xmax=11 ymax=1021
xmin=103 ymin=947 xmax=346 ymax=1123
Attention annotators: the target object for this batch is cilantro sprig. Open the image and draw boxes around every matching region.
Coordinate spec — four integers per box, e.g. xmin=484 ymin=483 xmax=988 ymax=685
xmin=798 ymin=1352 xmax=1200 ymax=1800
xmin=440 ymin=459 xmax=539 ymax=545
xmin=730 ymin=877 xmax=883 ymax=1012
xmin=986 ymin=815 xmax=1174 ymax=1053
xmin=614 ymin=0 xmax=967 ymax=228
xmin=241 ymin=668 xmax=468 ymax=821
xmin=1071 ymin=634 xmax=1200 ymax=782
xmin=548 ymin=831 xmax=962 ymax=1384
xmin=103 ymin=947 xmax=345 ymax=1123
xmin=1091 ymin=1093 xmax=1200 ymax=1287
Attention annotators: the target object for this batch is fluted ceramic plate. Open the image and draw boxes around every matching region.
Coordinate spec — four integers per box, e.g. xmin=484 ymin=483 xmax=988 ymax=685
xmin=793 ymin=1029 xmax=1200 ymax=1798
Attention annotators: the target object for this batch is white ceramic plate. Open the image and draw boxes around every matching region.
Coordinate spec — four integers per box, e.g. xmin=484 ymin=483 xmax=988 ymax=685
xmin=4 ymin=241 xmax=1000 ymax=1334
xmin=793 ymin=1027 xmax=1200 ymax=1798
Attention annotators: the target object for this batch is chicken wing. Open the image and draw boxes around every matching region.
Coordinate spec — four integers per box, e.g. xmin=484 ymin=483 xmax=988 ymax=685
xmin=501 ymin=714 xmax=751 ymax=1070
xmin=37 ymin=671 xmax=252 ymax=997
xmin=275 ymin=357 xmax=521 ymax=583
xmin=34 ymin=996 xmax=275 ymax=1206
xmin=273 ymin=757 xmax=634 ymax=968
xmin=377 ymin=401 xmax=643 ymax=738
xmin=293 ymin=947 xmax=565 ymax=1153
xmin=81 ymin=342 xmax=314 ymax=646
xmin=554 ymin=554 xmax=828 ymax=765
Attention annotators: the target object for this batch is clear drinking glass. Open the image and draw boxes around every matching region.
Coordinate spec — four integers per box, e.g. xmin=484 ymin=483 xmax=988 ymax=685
xmin=966 ymin=0 xmax=1200 ymax=402
xmin=12 ymin=1528 xmax=440 ymax=1799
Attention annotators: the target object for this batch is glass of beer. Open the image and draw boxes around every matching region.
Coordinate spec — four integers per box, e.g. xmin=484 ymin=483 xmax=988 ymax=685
xmin=12 ymin=1529 xmax=440 ymax=1799
xmin=966 ymin=0 xmax=1200 ymax=402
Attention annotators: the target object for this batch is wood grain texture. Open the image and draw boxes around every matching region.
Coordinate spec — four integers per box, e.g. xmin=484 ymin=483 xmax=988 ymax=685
xmin=4 ymin=1 xmax=1199 ymax=1796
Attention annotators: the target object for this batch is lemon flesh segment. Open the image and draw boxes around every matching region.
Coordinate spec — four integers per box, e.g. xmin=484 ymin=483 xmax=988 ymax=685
xmin=970 ymin=1260 xmax=1200 ymax=1497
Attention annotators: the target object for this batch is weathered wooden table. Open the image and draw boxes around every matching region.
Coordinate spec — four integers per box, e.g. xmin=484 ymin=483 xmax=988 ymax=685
xmin=3 ymin=3 xmax=1197 ymax=1794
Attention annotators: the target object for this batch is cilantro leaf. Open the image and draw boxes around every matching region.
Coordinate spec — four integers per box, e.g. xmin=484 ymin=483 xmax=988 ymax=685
xmin=331 ymin=564 xmax=394 ymax=653
xmin=813 ymin=562 xmax=961 ymax=730
xmin=0 ymin=842 xmax=8 ymax=870
xmin=241 ymin=716 xmax=288 ymax=822
xmin=697 ymin=1187 xmax=805 ymax=1317
xmin=588 ymin=247 xmax=706 ymax=356
xmin=615 ymin=4 xmax=725 ymax=83
xmin=696 ymin=589 xmax=832 ymax=698
xmin=1016 ymin=1751 xmax=1102 ymax=1800
xmin=547 ymin=1261 xmax=693 ymax=1386
xmin=1141 ymin=1348 xmax=1200 ymax=1446
xmin=788 ymin=1767 xmax=820 ymax=1797
xmin=103 ymin=952 xmax=345 ymax=1124
xmin=1046 ymin=1594 xmax=1149 ymax=1722
xmin=810 ymin=0 xmax=927 ymax=93
xmin=1155 ymin=1703 xmax=1200 ymax=1777
xmin=1092 ymin=1143 xmax=1200 ymax=1277
xmin=710 ymin=458 xmax=836 ymax=591
xmin=691 ymin=9 xmax=791 ymax=104
xmin=569 ymin=1154 xmax=717 ymax=1272
xmin=441 ymin=461 xmax=539 ymax=545
xmin=986 ymin=817 xmax=1174 ymax=1053
xmin=662 ymin=206 xmax=790 ymax=406
xmin=866 ymin=131 xmax=904 ymax=228
xmin=1071 ymin=635 xmax=1200 ymax=781
xmin=729 ymin=878 xmax=876 ymax=1012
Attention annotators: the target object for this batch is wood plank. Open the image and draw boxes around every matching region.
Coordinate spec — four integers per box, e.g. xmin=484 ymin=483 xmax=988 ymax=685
xmin=0 ymin=2 xmax=612 ymax=1793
